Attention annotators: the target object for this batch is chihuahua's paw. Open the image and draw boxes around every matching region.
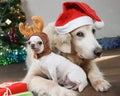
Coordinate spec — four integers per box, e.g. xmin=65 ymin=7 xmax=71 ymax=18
xmin=78 ymin=81 xmax=88 ymax=92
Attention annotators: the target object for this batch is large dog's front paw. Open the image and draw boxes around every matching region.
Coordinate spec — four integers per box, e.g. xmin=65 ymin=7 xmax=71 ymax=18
xmin=92 ymin=79 xmax=111 ymax=92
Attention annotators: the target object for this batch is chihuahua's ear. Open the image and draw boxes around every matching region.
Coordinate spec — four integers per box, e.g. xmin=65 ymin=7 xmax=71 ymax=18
xmin=53 ymin=33 xmax=71 ymax=53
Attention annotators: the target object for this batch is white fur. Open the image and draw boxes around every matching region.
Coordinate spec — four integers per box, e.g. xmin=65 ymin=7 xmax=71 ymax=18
xmin=29 ymin=36 xmax=44 ymax=53
xmin=24 ymin=53 xmax=78 ymax=96
xmin=70 ymin=25 xmax=102 ymax=59
xmin=25 ymin=46 xmax=34 ymax=69
xmin=24 ymin=36 xmax=88 ymax=93
xmin=43 ymin=23 xmax=111 ymax=92
xmin=38 ymin=52 xmax=87 ymax=91
xmin=29 ymin=76 xmax=77 ymax=96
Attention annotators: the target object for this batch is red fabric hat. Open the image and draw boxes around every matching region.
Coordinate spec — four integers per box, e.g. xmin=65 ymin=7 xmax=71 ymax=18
xmin=55 ymin=2 xmax=104 ymax=34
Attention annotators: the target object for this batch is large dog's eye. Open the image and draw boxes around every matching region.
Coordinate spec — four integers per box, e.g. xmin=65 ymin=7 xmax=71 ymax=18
xmin=27 ymin=41 xmax=31 ymax=45
xmin=38 ymin=41 xmax=42 ymax=45
xmin=92 ymin=29 xmax=96 ymax=34
xmin=76 ymin=32 xmax=84 ymax=37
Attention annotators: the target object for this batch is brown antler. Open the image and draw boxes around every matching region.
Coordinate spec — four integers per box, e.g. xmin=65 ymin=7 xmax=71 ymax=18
xmin=19 ymin=23 xmax=34 ymax=37
xmin=32 ymin=16 xmax=44 ymax=33
xmin=19 ymin=16 xmax=44 ymax=37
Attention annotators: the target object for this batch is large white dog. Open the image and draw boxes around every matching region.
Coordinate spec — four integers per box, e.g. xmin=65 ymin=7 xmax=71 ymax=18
xmin=43 ymin=23 xmax=111 ymax=92
xmin=42 ymin=1 xmax=111 ymax=92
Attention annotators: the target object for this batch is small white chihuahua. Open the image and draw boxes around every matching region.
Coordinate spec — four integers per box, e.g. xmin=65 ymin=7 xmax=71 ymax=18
xmin=24 ymin=32 xmax=88 ymax=92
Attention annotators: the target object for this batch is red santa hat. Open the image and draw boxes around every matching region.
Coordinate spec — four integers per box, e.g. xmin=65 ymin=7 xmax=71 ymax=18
xmin=55 ymin=2 xmax=104 ymax=34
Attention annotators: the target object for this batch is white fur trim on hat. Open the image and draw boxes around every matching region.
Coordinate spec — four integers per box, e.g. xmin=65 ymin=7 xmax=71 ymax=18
xmin=55 ymin=16 xmax=93 ymax=34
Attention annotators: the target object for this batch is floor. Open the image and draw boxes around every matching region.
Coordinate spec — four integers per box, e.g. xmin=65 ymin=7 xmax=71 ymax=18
xmin=0 ymin=48 xmax=120 ymax=96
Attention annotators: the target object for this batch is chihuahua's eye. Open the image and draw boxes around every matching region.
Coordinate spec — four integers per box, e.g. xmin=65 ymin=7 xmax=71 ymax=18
xmin=76 ymin=32 xmax=84 ymax=37
xmin=28 ymin=41 xmax=31 ymax=45
xmin=38 ymin=41 xmax=42 ymax=45
xmin=92 ymin=29 xmax=96 ymax=34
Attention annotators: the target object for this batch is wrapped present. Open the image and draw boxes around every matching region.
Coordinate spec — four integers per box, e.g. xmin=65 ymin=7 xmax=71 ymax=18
xmin=0 ymin=81 xmax=28 ymax=96
xmin=10 ymin=91 xmax=33 ymax=96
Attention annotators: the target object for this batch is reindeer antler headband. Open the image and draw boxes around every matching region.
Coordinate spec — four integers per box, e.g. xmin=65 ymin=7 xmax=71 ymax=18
xmin=19 ymin=16 xmax=44 ymax=37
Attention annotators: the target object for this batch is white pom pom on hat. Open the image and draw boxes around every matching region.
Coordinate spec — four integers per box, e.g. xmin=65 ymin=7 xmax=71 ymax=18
xmin=55 ymin=2 xmax=104 ymax=34
xmin=94 ymin=20 xmax=104 ymax=29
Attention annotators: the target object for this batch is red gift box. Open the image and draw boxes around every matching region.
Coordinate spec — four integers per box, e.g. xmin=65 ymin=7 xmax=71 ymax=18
xmin=0 ymin=81 xmax=28 ymax=96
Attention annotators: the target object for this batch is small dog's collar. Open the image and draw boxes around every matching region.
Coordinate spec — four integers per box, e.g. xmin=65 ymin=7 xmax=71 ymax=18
xmin=34 ymin=50 xmax=51 ymax=59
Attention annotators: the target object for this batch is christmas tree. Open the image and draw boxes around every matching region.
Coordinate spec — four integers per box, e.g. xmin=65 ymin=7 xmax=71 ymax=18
xmin=0 ymin=0 xmax=26 ymax=65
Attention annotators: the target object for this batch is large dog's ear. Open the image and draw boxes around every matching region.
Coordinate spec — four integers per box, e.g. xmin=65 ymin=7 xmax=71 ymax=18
xmin=53 ymin=33 xmax=71 ymax=53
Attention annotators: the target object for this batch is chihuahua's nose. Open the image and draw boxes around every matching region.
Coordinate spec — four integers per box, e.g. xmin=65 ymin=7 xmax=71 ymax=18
xmin=31 ymin=44 xmax=35 ymax=49
xmin=94 ymin=47 xmax=103 ymax=57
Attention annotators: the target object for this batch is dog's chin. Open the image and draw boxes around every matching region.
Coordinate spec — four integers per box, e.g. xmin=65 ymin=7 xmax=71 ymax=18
xmin=31 ymin=48 xmax=40 ymax=53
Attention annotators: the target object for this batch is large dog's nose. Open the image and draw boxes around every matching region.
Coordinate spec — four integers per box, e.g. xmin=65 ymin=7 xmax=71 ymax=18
xmin=31 ymin=44 xmax=35 ymax=49
xmin=94 ymin=47 xmax=103 ymax=57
